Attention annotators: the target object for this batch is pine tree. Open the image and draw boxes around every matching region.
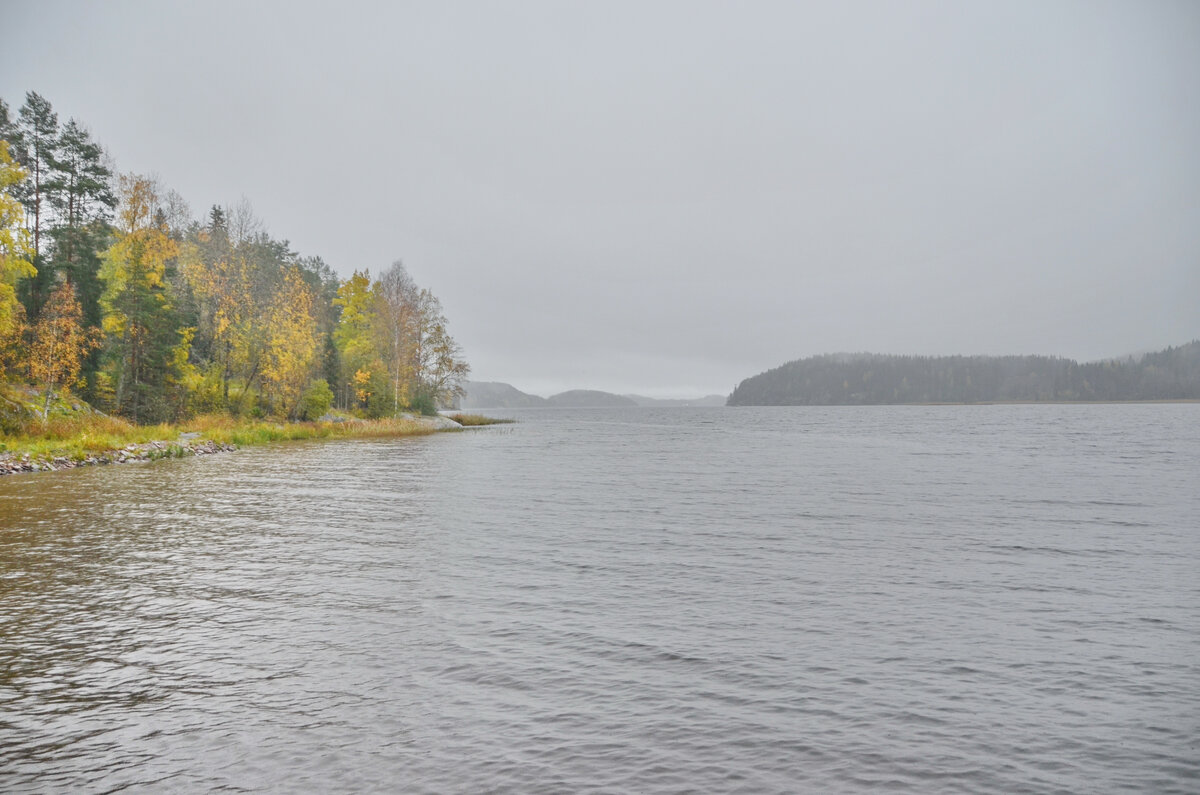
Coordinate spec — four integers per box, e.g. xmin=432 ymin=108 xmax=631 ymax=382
xmin=45 ymin=118 xmax=116 ymax=397
xmin=47 ymin=119 xmax=115 ymax=275
xmin=0 ymin=99 xmax=16 ymax=145
xmin=14 ymin=92 xmax=59 ymax=262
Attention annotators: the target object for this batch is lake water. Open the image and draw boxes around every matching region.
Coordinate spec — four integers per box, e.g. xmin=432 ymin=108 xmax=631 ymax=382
xmin=1 ymin=405 xmax=1197 ymax=793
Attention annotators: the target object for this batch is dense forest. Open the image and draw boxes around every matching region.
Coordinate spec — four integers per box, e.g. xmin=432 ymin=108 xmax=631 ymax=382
xmin=0 ymin=91 xmax=468 ymax=427
xmin=728 ymin=342 xmax=1200 ymax=405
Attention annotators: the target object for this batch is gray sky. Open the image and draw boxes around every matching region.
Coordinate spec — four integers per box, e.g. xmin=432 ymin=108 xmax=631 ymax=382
xmin=4 ymin=1 xmax=1198 ymax=397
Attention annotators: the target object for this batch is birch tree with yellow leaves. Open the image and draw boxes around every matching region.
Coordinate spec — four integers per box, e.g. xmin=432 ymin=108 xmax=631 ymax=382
xmin=331 ymin=263 xmax=469 ymax=415
xmin=0 ymin=140 xmax=36 ymax=367
xmin=181 ymin=227 xmax=253 ymax=407
xmin=29 ymin=281 xmax=98 ymax=420
xmin=332 ymin=270 xmax=384 ymax=412
xmin=259 ymin=266 xmax=320 ymax=419
xmin=97 ymin=174 xmax=184 ymax=422
xmin=408 ymin=286 xmax=469 ymax=410
xmin=180 ymin=204 xmax=325 ymax=416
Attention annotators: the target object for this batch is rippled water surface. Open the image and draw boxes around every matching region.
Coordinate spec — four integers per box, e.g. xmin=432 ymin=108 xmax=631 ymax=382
xmin=2 ymin=405 xmax=1198 ymax=793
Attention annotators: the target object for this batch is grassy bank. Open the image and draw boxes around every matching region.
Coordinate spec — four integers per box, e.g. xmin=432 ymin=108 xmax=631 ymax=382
xmin=0 ymin=413 xmax=433 ymax=461
xmin=0 ymin=411 xmax=511 ymax=472
xmin=0 ymin=381 xmax=514 ymax=472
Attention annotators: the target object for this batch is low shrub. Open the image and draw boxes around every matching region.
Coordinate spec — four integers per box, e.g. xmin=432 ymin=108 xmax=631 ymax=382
xmin=408 ymin=390 xmax=438 ymax=417
xmin=298 ymin=379 xmax=334 ymax=421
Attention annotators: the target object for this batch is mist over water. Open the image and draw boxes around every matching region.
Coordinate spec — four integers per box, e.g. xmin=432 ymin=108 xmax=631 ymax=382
xmin=2 ymin=405 xmax=1198 ymax=792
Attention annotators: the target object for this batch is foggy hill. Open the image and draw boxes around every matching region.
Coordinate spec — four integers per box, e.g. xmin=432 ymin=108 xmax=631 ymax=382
xmin=545 ymin=390 xmax=638 ymax=408
xmin=459 ymin=381 xmax=548 ymax=409
xmin=728 ymin=341 xmax=1200 ymax=405
xmin=625 ymin=394 xmax=728 ymax=407
xmin=462 ymin=381 xmax=728 ymax=409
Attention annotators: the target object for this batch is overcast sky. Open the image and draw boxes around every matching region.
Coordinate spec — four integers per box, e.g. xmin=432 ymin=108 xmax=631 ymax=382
xmin=4 ymin=1 xmax=1197 ymax=397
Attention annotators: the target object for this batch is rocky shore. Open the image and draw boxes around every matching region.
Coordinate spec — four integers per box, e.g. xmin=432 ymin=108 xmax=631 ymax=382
xmin=0 ymin=438 xmax=238 ymax=476
xmin=0 ymin=413 xmax=484 ymax=477
xmin=0 ymin=412 xmax=487 ymax=477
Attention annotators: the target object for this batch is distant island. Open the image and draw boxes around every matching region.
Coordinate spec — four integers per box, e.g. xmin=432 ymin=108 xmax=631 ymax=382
xmin=728 ymin=341 xmax=1200 ymax=405
xmin=624 ymin=394 xmax=728 ymax=408
xmin=459 ymin=382 xmax=726 ymax=410
xmin=546 ymin=389 xmax=638 ymax=408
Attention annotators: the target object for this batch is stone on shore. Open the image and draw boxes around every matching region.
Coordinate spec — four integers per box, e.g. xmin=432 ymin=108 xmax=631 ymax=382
xmin=0 ymin=438 xmax=238 ymax=477
xmin=426 ymin=414 xmax=464 ymax=430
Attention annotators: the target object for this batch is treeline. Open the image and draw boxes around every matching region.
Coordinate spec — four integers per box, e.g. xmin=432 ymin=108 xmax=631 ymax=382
xmin=727 ymin=342 xmax=1200 ymax=405
xmin=0 ymin=91 xmax=467 ymax=426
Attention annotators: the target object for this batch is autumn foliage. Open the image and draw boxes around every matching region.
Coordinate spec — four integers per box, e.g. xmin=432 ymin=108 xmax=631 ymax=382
xmin=30 ymin=280 xmax=98 ymax=420
xmin=0 ymin=90 xmax=468 ymax=427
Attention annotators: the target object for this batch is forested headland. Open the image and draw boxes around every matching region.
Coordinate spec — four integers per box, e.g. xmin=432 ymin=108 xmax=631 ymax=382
xmin=0 ymin=91 xmax=468 ymax=436
xmin=728 ymin=343 xmax=1200 ymax=406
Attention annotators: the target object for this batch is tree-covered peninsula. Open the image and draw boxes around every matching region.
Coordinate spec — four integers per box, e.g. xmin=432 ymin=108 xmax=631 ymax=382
xmin=0 ymin=91 xmax=469 ymax=442
xmin=727 ymin=342 xmax=1200 ymax=406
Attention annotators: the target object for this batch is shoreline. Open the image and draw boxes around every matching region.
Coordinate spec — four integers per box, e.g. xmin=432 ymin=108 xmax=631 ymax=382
xmin=0 ymin=437 xmax=238 ymax=475
xmin=0 ymin=413 xmax=498 ymax=478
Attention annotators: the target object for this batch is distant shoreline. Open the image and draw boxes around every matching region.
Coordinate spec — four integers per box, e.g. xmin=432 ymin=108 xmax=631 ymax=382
xmin=727 ymin=342 xmax=1200 ymax=406
xmin=464 ymin=399 xmax=1200 ymax=410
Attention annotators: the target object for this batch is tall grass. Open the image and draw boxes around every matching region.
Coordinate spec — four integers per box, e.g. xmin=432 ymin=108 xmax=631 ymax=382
xmin=447 ymin=413 xmax=515 ymax=426
xmin=0 ymin=413 xmax=443 ymax=461
xmin=0 ymin=413 xmax=170 ymax=458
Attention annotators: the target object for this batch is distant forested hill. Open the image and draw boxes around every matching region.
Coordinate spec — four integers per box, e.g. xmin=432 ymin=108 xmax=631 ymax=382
xmin=727 ymin=342 xmax=1200 ymax=405
xmin=546 ymin=390 xmax=638 ymax=408
xmin=459 ymin=381 xmax=548 ymax=409
xmin=625 ymin=394 xmax=728 ymax=407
